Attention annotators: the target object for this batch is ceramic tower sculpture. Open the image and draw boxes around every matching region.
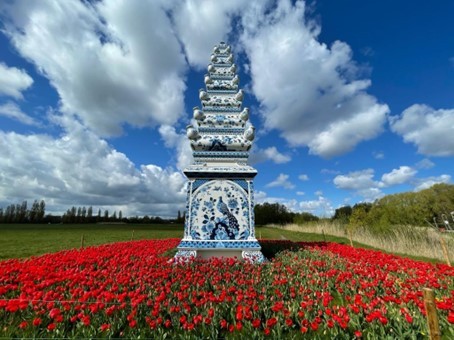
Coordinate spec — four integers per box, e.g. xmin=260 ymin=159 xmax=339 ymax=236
xmin=175 ymin=42 xmax=264 ymax=263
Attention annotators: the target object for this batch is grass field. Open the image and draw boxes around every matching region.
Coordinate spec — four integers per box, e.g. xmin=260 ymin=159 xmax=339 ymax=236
xmin=0 ymin=223 xmax=447 ymax=264
xmin=268 ymin=222 xmax=454 ymax=264
xmin=0 ymin=223 xmax=355 ymax=260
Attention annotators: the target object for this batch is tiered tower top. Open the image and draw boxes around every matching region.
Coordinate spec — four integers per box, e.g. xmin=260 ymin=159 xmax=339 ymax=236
xmin=185 ymin=42 xmax=256 ymax=177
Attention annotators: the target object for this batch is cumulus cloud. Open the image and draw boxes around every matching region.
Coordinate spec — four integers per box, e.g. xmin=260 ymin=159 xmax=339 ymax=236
xmin=158 ymin=125 xmax=193 ymax=170
xmin=416 ymin=158 xmax=435 ymax=169
xmin=1 ymin=0 xmax=187 ymax=137
xmin=321 ymin=168 xmax=340 ymax=175
xmin=334 ymin=169 xmax=378 ymax=191
xmin=390 ymin=104 xmax=454 ymax=156
xmin=333 ymin=165 xmax=450 ymax=201
xmin=0 ymin=120 xmax=186 ymax=217
xmin=414 ymin=175 xmax=451 ymax=192
xmin=298 ymin=174 xmax=309 ymax=181
xmin=298 ymin=196 xmax=334 ymax=216
xmin=381 ymin=166 xmax=417 ymax=186
xmin=0 ymin=62 xmax=33 ymax=99
xmin=170 ymin=0 xmax=247 ymax=67
xmin=250 ymin=146 xmax=291 ymax=164
xmin=0 ymin=101 xmax=37 ymax=125
xmin=240 ymin=0 xmax=389 ymax=158
xmin=266 ymin=173 xmax=295 ymax=189
xmin=333 ymin=169 xmax=384 ymax=201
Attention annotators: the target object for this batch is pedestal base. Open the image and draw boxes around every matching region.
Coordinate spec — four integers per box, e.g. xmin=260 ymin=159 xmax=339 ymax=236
xmin=174 ymin=243 xmax=265 ymax=263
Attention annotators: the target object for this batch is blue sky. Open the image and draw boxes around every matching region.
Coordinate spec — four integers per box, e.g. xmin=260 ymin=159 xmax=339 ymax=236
xmin=0 ymin=0 xmax=453 ymax=218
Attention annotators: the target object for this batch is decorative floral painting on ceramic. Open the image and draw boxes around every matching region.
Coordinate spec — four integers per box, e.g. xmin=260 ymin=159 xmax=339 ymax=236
xmin=190 ymin=180 xmax=250 ymax=241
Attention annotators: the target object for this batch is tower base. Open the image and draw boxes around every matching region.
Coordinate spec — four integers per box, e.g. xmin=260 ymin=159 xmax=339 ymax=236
xmin=174 ymin=239 xmax=265 ymax=263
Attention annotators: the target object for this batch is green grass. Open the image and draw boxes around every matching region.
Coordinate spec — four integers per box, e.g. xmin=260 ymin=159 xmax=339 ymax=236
xmin=256 ymin=226 xmax=349 ymax=243
xmin=0 ymin=224 xmax=184 ymax=260
xmin=0 ymin=224 xmax=346 ymax=260
xmin=258 ymin=225 xmax=447 ymax=264
xmin=0 ymin=224 xmax=445 ymax=264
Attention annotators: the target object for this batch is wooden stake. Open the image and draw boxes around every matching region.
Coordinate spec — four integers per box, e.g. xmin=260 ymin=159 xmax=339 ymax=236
xmin=80 ymin=234 xmax=85 ymax=249
xmin=423 ymin=288 xmax=441 ymax=340
xmin=348 ymin=229 xmax=353 ymax=247
xmin=439 ymin=236 xmax=451 ymax=266
xmin=131 ymin=230 xmax=135 ymax=241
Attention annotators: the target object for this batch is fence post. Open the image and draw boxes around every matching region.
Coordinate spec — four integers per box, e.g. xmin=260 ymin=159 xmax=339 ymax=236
xmin=347 ymin=229 xmax=353 ymax=247
xmin=131 ymin=230 xmax=135 ymax=241
xmin=423 ymin=288 xmax=441 ymax=340
xmin=322 ymin=229 xmax=327 ymax=242
xmin=439 ymin=236 xmax=451 ymax=266
xmin=80 ymin=234 xmax=85 ymax=249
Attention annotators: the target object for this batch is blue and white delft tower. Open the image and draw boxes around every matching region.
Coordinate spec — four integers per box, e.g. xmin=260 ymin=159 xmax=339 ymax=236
xmin=175 ymin=42 xmax=264 ymax=263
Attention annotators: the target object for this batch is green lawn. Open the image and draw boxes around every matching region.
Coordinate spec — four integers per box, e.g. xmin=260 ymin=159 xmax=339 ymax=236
xmin=0 ymin=224 xmax=184 ymax=260
xmin=0 ymin=223 xmax=351 ymax=260
xmin=0 ymin=223 xmax=441 ymax=263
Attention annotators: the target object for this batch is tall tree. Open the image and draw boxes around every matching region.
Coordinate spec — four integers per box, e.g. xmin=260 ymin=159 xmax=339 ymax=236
xmin=87 ymin=206 xmax=93 ymax=222
xmin=38 ymin=200 xmax=45 ymax=222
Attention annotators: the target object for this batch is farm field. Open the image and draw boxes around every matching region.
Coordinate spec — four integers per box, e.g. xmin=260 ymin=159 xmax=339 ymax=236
xmin=0 ymin=223 xmax=352 ymax=260
xmin=1 ymin=238 xmax=453 ymax=338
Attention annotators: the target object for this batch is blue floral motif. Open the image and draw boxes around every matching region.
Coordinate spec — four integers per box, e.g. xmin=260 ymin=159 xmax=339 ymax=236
xmin=188 ymin=180 xmax=256 ymax=244
xmin=192 ymin=199 xmax=201 ymax=212
xmin=240 ymin=228 xmax=250 ymax=239
xmin=228 ymin=198 xmax=238 ymax=210
xmin=204 ymin=199 xmax=214 ymax=210
xmin=190 ymin=229 xmax=200 ymax=239
xmin=214 ymin=227 xmax=228 ymax=240
xmin=215 ymin=115 xmax=225 ymax=123
xmin=201 ymin=220 xmax=215 ymax=234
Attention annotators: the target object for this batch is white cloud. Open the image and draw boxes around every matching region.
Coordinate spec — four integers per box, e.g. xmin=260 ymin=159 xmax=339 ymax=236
xmin=170 ymin=0 xmax=247 ymax=68
xmin=373 ymin=151 xmax=384 ymax=159
xmin=158 ymin=125 xmax=193 ymax=170
xmin=390 ymin=104 xmax=454 ymax=156
xmin=334 ymin=169 xmax=377 ymax=191
xmin=298 ymin=174 xmax=309 ymax=181
xmin=416 ymin=158 xmax=435 ymax=169
xmin=0 ymin=101 xmax=37 ymax=125
xmin=2 ymin=0 xmax=187 ymax=137
xmin=298 ymin=196 xmax=334 ymax=216
xmin=381 ymin=166 xmax=417 ymax=186
xmin=253 ymin=190 xmax=269 ymax=204
xmin=414 ymin=175 xmax=451 ymax=192
xmin=250 ymin=146 xmax=291 ymax=164
xmin=321 ymin=168 xmax=340 ymax=175
xmin=253 ymin=190 xmax=333 ymax=217
xmin=0 ymin=121 xmax=186 ymax=217
xmin=266 ymin=173 xmax=295 ymax=189
xmin=0 ymin=62 xmax=33 ymax=99
xmin=296 ymin=191 xmax=305 ymax=196
xmin=240 ymin=0 xmax=389 ymax=158
xmin=333 ymin=169 xmax=384 ymax=201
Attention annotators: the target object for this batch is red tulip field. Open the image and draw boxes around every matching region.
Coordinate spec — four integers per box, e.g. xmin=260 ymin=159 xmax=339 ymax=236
xmin=1 ymin=239 xmax=453 ymax=338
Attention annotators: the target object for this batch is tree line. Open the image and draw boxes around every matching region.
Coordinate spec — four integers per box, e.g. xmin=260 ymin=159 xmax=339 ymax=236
xmin=254 ymin=202 xmax=319 ymax=226
xmin=0 ymin=200 xmax=46 ymax=223
xmin=3 ymin=183 xmax=451 ymax=228
xmin=0 ymin=200 xmax=184 ymax=224
xmin=332 ymin=183 xmax=454 ymax=232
